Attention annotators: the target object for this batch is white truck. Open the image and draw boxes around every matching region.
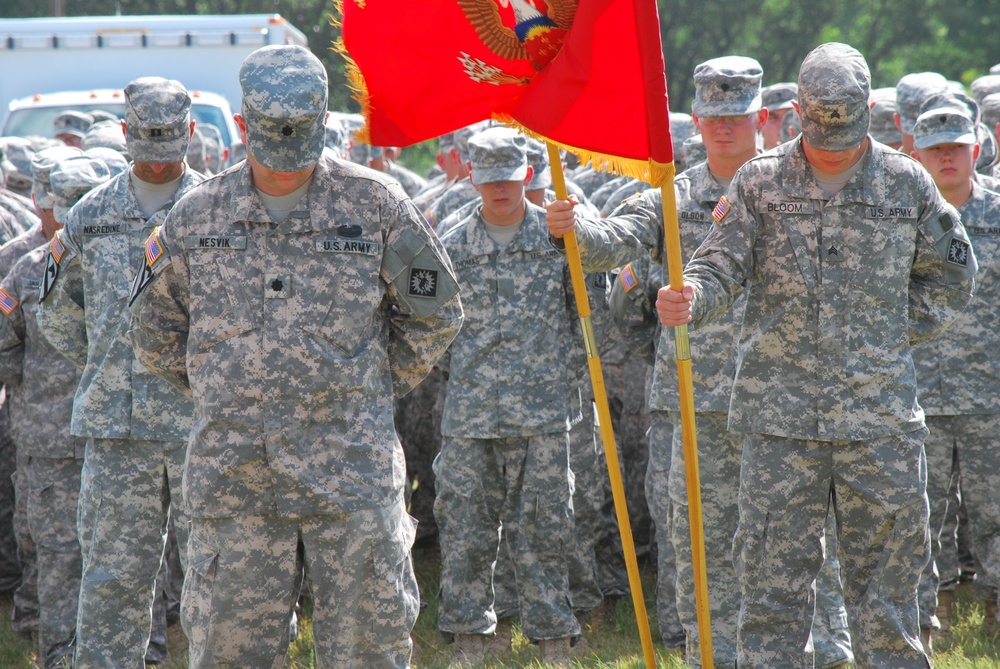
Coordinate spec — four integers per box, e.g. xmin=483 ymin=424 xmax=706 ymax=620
xmin=0 ymin=13 xmax=310 ymax=151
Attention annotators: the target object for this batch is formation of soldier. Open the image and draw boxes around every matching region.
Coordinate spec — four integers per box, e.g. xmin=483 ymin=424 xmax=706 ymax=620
xmin=0 ymin=33 xmax=995 ymax=669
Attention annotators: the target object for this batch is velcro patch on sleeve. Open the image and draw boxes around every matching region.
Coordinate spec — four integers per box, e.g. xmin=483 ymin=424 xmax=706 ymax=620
xmin=0 ymin=287 xmax=18 ymax=315
xmin=712 ymin=196 xmax=731 ymax=223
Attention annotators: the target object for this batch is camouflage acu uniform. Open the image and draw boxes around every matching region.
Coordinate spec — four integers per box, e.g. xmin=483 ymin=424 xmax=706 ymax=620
xmin=913 ymin=182 xmax=1000 ymax=626
xmin=129 ymin=43 xmax=462 ymax=669
xmin=435 ymin=200 xmax=581 ymax=643
xmin=385 ymin=160 xmax=428 ymax=198
xmin=36 ymin=79 xmax=202 ymax=668
xmin=0 ymin=242 xmax=87 ymax=668
xmin=562 ymin=112 xmax=975 ymax=669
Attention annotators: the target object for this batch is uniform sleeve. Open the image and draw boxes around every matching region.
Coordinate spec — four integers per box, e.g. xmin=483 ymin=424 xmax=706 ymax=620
xmin=35 ymin=228 xmax=89 ymax=370
xmin=685 ymin=182 xmax=754 ymax=330
xmin=607 ymin=258 xmax=661 ymax=366
xmin=0 ymin=273 xmax=26 ymax=386
xmin=567 ymin=193 xmax=665 ymax=272
xmin=128 ymin=225 xmax=192 ymax=395
xmin=909 ymin=200 xmax=977 ymax=344
xmin=381 ymin=197 xmax=463 ymax=397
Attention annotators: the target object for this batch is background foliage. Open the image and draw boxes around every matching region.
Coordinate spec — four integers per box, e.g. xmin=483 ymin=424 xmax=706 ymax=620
xmin=5 ymin=0 xmax=1000 ymax=115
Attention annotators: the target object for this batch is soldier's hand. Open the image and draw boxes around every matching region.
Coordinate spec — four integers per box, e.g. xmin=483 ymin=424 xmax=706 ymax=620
xmin=656 ymin=284 xmax=694 ymax=326
xmin=545 ymin=195 xmax=579 ymax=238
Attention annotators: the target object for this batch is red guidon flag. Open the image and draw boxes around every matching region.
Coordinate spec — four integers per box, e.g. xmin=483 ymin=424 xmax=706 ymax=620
xmin=339 ymin=0 xmax=673 ymax=185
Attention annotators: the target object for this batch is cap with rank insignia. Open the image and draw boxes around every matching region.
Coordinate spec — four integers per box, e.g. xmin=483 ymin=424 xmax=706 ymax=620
xmin=124 ymin=77 xmax=192 ymax=163
xmin=913 ymin=105 xmax=977 ymax=150
xmin=797 ymin=43 xmax=871 ymax=152
xmin=240 ymin=45 xmax=328 ymax=172
xmin=692 ymin=56 xmax=763 ymax=118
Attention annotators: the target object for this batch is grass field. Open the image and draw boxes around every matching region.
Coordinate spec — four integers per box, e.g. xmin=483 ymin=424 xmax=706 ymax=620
xmin=3 ymin=545 xmax=1000 ymax=668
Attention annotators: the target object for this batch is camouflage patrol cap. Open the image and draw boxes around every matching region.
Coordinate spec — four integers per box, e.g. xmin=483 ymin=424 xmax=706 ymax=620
xmin=691 ymin=56 xmax=763 ymax=117
xmin=762 ymin=82 xmax=798 ymax=111
xmin=780 ymin=107 xmax=801 ymax=143
xmin=81 ymin=119 xmax=129 ymax=158
xmin=895 ymin=72 xmax=949 ymax=134
xmin=124 ymin=77 xmax=192 ymax=163
xmin=49 ymin=155 xmax=111 ymax=223
xmin=977 ymin=122 xmax=996 ymax=171
xmin=981 ymin=93 xmax=1000 ymax=129
xmin=869 ymin=87 xmax=902 ymax=146
xmin=524 ymin=137 xmax=552 ymax=191
xmin=88 ymin=110 xmax=119 ymax=124
xmin=971 ymin=75 xmax=1000 ymax=105
xmin=53 ymin=111 xmax=93 ymax=139
xmin=455 ymin=121 xmax=491 ymax=163
xmin=797 ymin=43 xmax=871 ymax=151
xmin=240 ymin=45 xmax=328 ymax=172
xmin=84 ymin=147 xmax=128 ymax=177
xmin=913 ymin=106 xmax=977 ymax=149
xmin=0 ymin=137 xmax=35 ymax=197
xmin=30 ymin=145 xmax=83 ymax=209
xmin=468 ymin=127 xmax=528 ymax=185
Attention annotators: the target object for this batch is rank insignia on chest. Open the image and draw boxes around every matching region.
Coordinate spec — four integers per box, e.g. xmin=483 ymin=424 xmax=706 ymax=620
xmin=49 ymin=232 xmax=65 ymax=263
xmin=619 ymin=263 xmax=638 ymax=293
xmin=408 ymin=267 xmax=438 ymax=298
xmin=713 ymin=196 xmax=731 ymax=223
xmin=947 ymin=238 xmax=971 ymax=267
xmin=0 ymin=288 xmax=17 ymax=315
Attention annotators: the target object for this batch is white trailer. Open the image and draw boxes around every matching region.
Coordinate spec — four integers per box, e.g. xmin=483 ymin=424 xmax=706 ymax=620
xmin=0 ymin=13 xmax=309 ymax=117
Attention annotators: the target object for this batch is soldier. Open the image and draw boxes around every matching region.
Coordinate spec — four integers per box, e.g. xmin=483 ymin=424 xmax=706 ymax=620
xmin=894 ymin=71 xmax=950 ymax=155
xmin=641 ymin=43 xmax=975 ymax=668
xmin=35 ymin=77 xmax=203 ymax=668
xmin=434 ymin=126 xmax=580 ymax=667
xmin=869 ymin=87 xmax=903 ymax=150
xmin=52 ymin=111 xmax=93 ymax=149
xmin=424 ymin=122 xmax=489 ymax=229
xmin=128 ymin=44 xmax=461 ymax=668
xmin=761 ymin=82 xmax=797 ymax=150
xmin=910 ymin=102 xmax=1000 ymax=647
xmin=0 ymin=155 xmax=109 ymax=668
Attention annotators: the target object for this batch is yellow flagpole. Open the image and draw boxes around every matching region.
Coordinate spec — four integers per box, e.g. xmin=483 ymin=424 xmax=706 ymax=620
xmin=660 ymin=179 xmax=714 ymax=668
xmin=546 ymin=143 xmax=656 ymax=669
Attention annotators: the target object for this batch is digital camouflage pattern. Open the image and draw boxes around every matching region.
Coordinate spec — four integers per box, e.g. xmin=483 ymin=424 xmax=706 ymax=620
xmin=913 ymin=182 xmax=1000 ymax=628
xmin=691 ymin=56 xmax=763 ymax=117
xmin=184 ymin=500 xmax=418 ymax=668
xmin=239 ymin=46 xmax=327 ymax=173
xmin=434 ymin=202 xmax=580 ymax=641
xmin=424 ymin=177 xmax=478 ymax=230
xmin=467 ymin=127 xmax=528 ymax=184
xmin=796 ymin=44 xmax=871 ymax=152
xmin=123 ymin=77 xmax=192 ymax=164
xmin=129 ymin=153 xmax=461 ymax=519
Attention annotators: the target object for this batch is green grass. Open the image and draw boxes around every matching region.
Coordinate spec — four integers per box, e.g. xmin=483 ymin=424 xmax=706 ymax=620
xmin=4 ymin=552 xmax=1000 ymax=668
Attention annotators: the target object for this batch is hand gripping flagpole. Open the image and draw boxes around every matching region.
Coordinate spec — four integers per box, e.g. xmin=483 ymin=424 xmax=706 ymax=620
xmin=660 ymin=178 xmax=715 ymax=667
xmin=546 ymin=143 xmax=657 ymax=669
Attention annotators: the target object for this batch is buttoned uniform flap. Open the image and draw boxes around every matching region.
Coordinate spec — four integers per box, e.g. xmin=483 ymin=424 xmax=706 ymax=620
xmin=383 ymin=229 xmax=459 ymax=318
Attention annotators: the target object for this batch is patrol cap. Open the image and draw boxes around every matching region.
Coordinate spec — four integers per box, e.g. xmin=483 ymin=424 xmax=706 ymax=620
xmin=89 ymin=110 xmax=119 ymax=124
xmin=691 ymin=56 xmax=763 ymax=117
xmin=869 ymin=87 xmax=902 ymax=146
xmin=0 ymin=137 xmax=35 ymax=196
xmin=49 ymin=155 xmax=111 ymax=223
xmin=919 ymin=91 xmax=980 ymax=124
xmin=455 ymin=121 xmax=491 ymax=163
xmin=913 ymin=106 xmax=977 ymax=149
xmin=468 ymin=127 xmax=528 ymax=185
xmin=240 ymin=45 xmax=328 ymax=172
xmin=762 ymin=82 xmax=798 ymax=111
xmin=81 ymin=119 xmax=129 ymax=158
xmin=30 ymin=145 xmax=83 ymax=209
xmin=124 ymin=77 xmax=192 ymax=163
xmin=523 ymin=136 xmax=552 ymax=191
xmin=981 ymin=93 xmax=1000 ymax=129
xmin=84 ymin=147 xmax=128 ymax=177
xmin=186 ymin=125 xmax=209 ymax=173
xmin=780 ymin=107 xmax=801 ymax=143
xmin=971 ymin=74 xmax=1000 ymax=105
xmin=977 ymin=122 xmax=996 ymax=172
xmin=895 ymin=71 xmax=949 ymax=134
xmin=797 ymin=43 xmax=871 ymax=152
xmin=53 ymin=111 xmax=93 ymax=139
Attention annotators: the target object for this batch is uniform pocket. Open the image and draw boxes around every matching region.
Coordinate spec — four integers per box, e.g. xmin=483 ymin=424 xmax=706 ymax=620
xmin=182 ymin=532 xmax=220 ymax=651
xmin=370 ymin=512 xmax=419 ymax=641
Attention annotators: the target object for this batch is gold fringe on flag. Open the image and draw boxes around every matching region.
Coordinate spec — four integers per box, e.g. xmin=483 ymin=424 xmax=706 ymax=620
xmin=330 ymin=0 xmax=373 ymax=145
xmin=497 ymin=114 xmax=675 ymax=188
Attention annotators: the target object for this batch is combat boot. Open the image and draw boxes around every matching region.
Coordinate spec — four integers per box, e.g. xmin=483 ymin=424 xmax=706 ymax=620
xmin=485 ymin=618 xmax=512 ymax=658
xmin=936 ymin=590 xmax=954 ymax=637
xmin=449 ymin=633 xmax=485 ymax=668
xmin=539 ymin=637 xmax=572 ymax=668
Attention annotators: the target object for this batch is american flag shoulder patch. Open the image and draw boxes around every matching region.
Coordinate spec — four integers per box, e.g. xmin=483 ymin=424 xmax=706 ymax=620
xmin=49 ymin=232 xmax=65 ymax=263
xmin=619 ymin=263 xmax=638 ymax=293
xmin=145 ymin=227 xmax=164 ymax=266
xmin=0 ymin=288 xmax=17 ymax=315
xmin=713 ymin=196 xmax=731 ymax=223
